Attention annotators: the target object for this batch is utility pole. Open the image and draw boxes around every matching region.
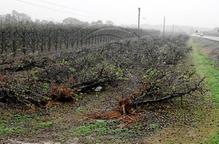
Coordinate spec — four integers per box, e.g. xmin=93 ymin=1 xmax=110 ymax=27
xmin=172 ymin=24 xmax=175 ymax=35
xmin=163 ymin=16 xmax=166 ymax=37
xmin=138 ymin=7 xmax=141 ymax=38
xmin=0 ymin=17 xmax=2 ymax=29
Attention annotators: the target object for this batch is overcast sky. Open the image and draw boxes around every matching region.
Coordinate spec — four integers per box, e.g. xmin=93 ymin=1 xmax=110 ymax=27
xmin=0 ymin=0 xmax=218 ymax=28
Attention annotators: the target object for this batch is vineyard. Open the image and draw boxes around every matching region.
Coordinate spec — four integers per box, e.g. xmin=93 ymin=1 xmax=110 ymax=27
xmin=0 ymin=13 xmax=216 ymax=144
xmin=0 ymin=32 xmax=204 ymax=107
xmin=0 ymin=18 xmax=159 ymax=56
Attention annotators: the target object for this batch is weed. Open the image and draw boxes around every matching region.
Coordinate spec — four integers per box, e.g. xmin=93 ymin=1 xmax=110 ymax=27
xmin=72 ymin=119 xmax=144 ymax=140
xmin=13 ymin=114 xmax=32 ymax=123
xmin=37 ymin=121 xmax=53 ymax=129
xmin=75 ymin=107 xmax=86 ymax=113
xmin=207 ymin=131 xmax=219 ymax=144
xmin=149 ymin=123 xmax=160 ymax=130
xmin=72 ymin=120 xmax=109 ymax=136
xmin=59 ymin=59 xmax=68 ymax=65
xmin=42 ymin=83 xmax=50 ymax=93
xmin=0 ymin=119 xmax=24 ymax=135
xmin=74 ymin=93 xmax=82 ymax=101
xmin=30 ymin=68 xmax=39 ymax=80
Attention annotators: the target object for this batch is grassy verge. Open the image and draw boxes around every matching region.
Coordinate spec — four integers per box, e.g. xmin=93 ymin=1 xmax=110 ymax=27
xmin=191 ymin=38 xmax=219 ymax=143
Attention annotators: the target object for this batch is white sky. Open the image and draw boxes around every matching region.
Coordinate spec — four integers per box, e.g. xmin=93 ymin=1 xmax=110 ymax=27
xmin=0 ymin=0 xmax=218 ymax=28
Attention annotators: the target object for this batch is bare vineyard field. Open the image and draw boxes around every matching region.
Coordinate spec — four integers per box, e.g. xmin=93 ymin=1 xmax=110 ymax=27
xmin=0 ymin=19 xmax=216 ymax=143
xmin=0 ymin=19 xmax=159 ymax=57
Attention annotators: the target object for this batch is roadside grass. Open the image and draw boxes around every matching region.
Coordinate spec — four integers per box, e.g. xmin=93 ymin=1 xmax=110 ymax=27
xmin=191 ymin=38 xmax=219 ymax=143
xmin=192 ymin=39 xmax=219 ymax=105
xmin=147 ymin=39 xmax=219 ymax=144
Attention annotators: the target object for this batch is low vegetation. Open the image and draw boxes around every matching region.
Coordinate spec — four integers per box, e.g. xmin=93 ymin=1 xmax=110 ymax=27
xmin=0 ymin=35 xmax=211 ymax=143
xmin=192 ymin=38 xmax=219 ymax=143
xmin=1 ymin=17 xmax=218 ymax=143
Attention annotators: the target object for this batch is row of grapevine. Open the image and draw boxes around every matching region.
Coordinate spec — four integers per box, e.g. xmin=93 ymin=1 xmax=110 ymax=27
xmin=0 ymin=20 xmax=158 ymax=56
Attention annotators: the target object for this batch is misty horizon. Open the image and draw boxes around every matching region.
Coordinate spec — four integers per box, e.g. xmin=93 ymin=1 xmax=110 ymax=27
xmin=0 ymin=0 xmax=219 ymax=29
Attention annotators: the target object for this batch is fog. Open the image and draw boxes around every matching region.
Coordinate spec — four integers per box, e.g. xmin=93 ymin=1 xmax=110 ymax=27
xmin=0 ymin=0 xmax=218 ymax=28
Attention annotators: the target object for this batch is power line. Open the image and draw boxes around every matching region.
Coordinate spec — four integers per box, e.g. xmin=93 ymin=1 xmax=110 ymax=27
xmin=37 ymin=0 xmax=97 ymax=17
xmin=14 ymin=0 xmax=98 ymax=20
xmin=15 ymin=0 xmax=91 ymax=18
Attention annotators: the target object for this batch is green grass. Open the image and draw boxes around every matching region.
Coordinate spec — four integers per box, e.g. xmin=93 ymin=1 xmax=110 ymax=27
xmin=149 ymin=123 xmax=160 ymax=130
xmin=192 ymin=40 xmax=219 ymax=106
xmin=0 ymin=119 xmax=24 ymax=135
xmin=71 ymin=119 xmax=143 ymax=140
xmin=0 ymin=114 xmax=33 ymax=135
xmin=72 ymin=120 xmax=110 ymax=136
xmin=191 ymin=39 xmax=219 ymax=143
xmin=207 ymin=131 xmax=219 ymax=144
xmin=37 ymin=121 xmax=53 ymax=129
xmin=0 ymin=113 xmax=55 ymax=136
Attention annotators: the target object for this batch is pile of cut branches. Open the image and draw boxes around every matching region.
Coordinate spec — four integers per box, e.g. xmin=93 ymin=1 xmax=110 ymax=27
xmin=0 ymin=48 xmax=124 ymax=108
xmin=88 ymin=35 xmax=206 ymax=122
xmin=0 ymin=34 xmax=205 ymax=110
